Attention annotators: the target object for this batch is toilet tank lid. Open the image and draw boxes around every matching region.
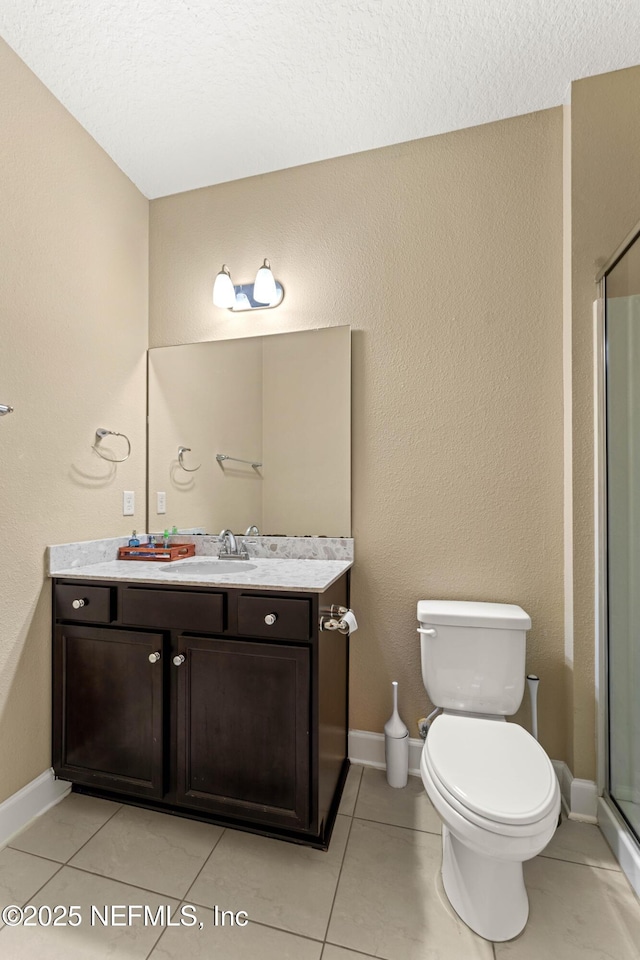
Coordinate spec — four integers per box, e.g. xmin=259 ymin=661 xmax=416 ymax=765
xmin=417 ymin=600 xmax=531 ymax=630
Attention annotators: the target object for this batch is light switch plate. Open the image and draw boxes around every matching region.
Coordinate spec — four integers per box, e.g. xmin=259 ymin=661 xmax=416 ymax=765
xmin=123 ymin=490 xmax=135 ymax=516
xmin=157 ymin=491 xmax=166 ymax=514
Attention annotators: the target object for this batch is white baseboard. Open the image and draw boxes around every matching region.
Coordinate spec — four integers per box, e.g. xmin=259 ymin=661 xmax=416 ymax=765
xmin=569 ymin=777 xmax=599 ymax=822
xmin=0 ymin=769 xmax=71 ymax=849
xmin=348 ymin=729 xmax=423 ymax=776
xmin=350 ymin=730 xmax=598 ymax=821
xmin=598 ymin=796 xmax=640 ymax=899
xmin=552 ymin=760 xmax=572 ymax=815
xmin=549 ymin=760 xmax=598 ymax=822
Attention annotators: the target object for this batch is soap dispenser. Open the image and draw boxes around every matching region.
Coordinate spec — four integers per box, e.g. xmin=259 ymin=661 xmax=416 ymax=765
xmin=384 ymin=681 xmax=409 ymax=788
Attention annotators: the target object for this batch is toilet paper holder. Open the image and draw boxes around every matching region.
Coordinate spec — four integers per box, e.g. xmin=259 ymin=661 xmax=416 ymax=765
xmin=319 ymin=605 xmax=355 ymax=634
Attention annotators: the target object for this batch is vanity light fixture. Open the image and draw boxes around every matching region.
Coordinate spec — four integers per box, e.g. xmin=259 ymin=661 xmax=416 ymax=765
xmin=212 ymin=265 xmax=235 ymax=308
xmin=253 ymin=259 xmax=278 ymax=305
xmin=212 ymin=259 xmax=284 ymax=312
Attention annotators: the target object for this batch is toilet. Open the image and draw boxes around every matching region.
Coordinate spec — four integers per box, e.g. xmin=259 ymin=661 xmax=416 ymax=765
xmin=417 ymin=600 xmax=560 ymax=942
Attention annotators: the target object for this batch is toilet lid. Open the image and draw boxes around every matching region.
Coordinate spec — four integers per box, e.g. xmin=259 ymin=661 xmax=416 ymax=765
xmin=427 ymin=714 xmax=557 ymax=826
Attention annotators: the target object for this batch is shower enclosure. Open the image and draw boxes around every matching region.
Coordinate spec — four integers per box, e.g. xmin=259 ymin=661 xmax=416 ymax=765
xmin=599 ymin=226 xmax=640 ymax=869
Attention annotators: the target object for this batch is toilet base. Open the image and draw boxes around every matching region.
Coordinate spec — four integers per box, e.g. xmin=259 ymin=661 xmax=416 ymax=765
xmin=441 ymin=825 xmax=529 ymax=942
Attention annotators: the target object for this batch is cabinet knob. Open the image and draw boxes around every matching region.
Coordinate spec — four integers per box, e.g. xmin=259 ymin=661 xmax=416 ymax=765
xmin=264 ymin=613 xmax=278 ymax=626
xmin=71 ymin=599 xmax=86 ymax=609
xmin=148 ymin=652 xmax=161 ymax=663
xmin=173 ymin=654 xmax=185 ymax=667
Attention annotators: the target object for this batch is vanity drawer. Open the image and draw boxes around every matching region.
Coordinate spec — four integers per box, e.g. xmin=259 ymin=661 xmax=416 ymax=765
xmin=121 ymin=588 xmax=224 ymax=633
xmin=55 ymin=584 xmax=115 ymax=624
xmin=237 ymin=595 xmax=311 ymax=641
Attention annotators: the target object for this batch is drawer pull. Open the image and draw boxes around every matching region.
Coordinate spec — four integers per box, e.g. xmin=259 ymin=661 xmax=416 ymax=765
xmin=173 ymin=654 xmax=186 ymax=667
xmin=148 ymin=651 xmax=161 ymax=663
xmin=72 ymin=599 xmax=87 ymax=609
xmin=264 ymin=613 xmax=278 ymax=626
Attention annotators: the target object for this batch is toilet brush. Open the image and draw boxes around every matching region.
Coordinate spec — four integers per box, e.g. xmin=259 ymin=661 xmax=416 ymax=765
xmin=527 ymin=674 xmax=539 ymax=741
xmin=385 ymin=681 xmax=409 ymax=788
xmin=527 ymin=674 xmax=560 ymax=825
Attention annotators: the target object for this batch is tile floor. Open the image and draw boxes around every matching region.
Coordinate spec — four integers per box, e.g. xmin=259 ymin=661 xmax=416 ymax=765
xmin=1 ymin=766 xmax=639 ymax=959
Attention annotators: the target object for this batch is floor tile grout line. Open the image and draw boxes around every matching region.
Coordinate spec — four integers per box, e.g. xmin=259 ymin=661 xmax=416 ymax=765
xmin=320 ymin=807 xmax=358 ymax=943
xmin=352 ymin=813 xmax=441 ymax=837
xmin=180 ymin=826 xmax=227 ymax=904
xmin=347 ymin=818 xmax=625 ymax=871
xmin=141 ymin=923 xmax=171 ymax=960
xmin=173 ymin=897 xmax=327 ymax=946
xmin=142 ymin=902 xmax=179 ymax=960
xmin=351 ymin=812 xmax=441 ymax=836
xmin=37 ymin=799 xmax=226 ymax=901
xmin=538 ymin=852 xmax=622 ymax=872
xmin=345 ymin=764 xmax=364 ymax=818
xmin=59 ymin=798 xmax=125 ymax=866
xmin=323 ymin=942 xmax=381 ymax=958
xmin=0 ymin=861 xmax=65 ymax=936
xmin=7 ymin=797 xmax=124 ymax=866
xmin=63 ymin=799 xmax=125 ymax=864
xmin=51 ymin=861 xmax=201 ymax=902
xmin=5 ymin=848 xmax=66 ymax=868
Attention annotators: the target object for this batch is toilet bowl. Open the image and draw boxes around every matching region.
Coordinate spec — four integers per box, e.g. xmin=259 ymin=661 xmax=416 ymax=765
xmin=416 ymin=599 xmax=560 ymax=942
xmin=421 ymin=713 xmax=560 ymax=941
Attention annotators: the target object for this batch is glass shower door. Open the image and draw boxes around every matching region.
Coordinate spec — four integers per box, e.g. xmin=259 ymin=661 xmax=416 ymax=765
xmin=605 ymin=234 xmax=640 ymax=842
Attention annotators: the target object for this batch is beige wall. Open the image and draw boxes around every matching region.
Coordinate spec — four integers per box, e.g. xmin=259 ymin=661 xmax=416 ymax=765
xmin=569 ymin=65 xmax=640 ymax=779
xmin=0 ymin=39 xmax=149 ymax=802
xmin=150 ymin=110 xmax=566 ymax=757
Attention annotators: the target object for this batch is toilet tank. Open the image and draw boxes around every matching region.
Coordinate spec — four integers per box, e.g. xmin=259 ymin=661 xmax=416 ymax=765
xmin=417 ymin=600 xmax=531 ymax=715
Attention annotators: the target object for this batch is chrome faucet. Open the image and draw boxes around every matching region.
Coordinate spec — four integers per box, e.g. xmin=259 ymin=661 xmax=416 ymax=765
xmin=219 ymin=529 xmax=249 ymax=559
xmin=219 ymin=528 xmax=237 ymax=554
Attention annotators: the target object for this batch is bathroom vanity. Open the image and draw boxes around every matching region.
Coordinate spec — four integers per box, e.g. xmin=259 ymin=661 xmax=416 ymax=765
xmin=50 ymin=551 xmax=352 ymax=849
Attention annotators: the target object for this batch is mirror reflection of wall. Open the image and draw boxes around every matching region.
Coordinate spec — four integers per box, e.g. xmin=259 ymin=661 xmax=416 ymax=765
xmin=148 ymin=325 xmax=351 ymax=536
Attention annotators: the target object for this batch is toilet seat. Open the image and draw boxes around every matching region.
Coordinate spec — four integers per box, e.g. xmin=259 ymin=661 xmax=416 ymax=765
xmin=426 ymin=714 xmax=558 ymax=829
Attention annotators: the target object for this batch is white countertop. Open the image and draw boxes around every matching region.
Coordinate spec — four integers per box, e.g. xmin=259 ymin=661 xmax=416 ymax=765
xmin=50 ymin=556 xmax=352 ymax=593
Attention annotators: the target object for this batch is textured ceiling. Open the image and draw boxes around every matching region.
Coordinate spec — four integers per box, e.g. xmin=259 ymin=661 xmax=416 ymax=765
xmin=1 ymin=0 xmax=640 ymax=199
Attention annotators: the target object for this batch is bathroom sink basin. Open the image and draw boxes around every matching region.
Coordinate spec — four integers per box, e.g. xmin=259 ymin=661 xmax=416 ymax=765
xmin=169 ymin=560 xmax=258 ymax=575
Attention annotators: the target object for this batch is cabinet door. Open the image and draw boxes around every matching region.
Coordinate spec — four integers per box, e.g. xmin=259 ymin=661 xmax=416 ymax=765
xmin=53 ymin=625 xmax=165 ymax=798
xmin=175 ymin=636 xmax=310 ymax=829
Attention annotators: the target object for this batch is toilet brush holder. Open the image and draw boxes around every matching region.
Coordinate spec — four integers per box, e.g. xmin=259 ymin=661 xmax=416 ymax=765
xmin=385 ymin=681 xmax=409 ymax=788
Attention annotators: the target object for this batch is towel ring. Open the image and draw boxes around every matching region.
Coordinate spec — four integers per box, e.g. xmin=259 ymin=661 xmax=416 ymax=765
xmin=178 ymin=446 xmax=201 ymax=472
xmin=92 ymin=428 xmax=131 ymax=463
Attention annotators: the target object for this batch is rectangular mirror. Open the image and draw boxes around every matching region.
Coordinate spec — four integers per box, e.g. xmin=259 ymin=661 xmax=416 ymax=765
xmin=147 ymin=325 xmax=351 ymax=536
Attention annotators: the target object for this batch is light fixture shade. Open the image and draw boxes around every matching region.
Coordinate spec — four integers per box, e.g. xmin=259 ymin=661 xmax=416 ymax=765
xmin=213 ymin=265 xmax=235 ymax=308
xmin=253 ymin=259 xmax=278 ymax=305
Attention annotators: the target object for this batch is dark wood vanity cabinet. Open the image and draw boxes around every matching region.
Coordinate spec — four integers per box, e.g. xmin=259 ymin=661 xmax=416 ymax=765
xmin=175 ymin=635 xmax=310 ymax=829
xmin=52 ymin=575 xmax=349 ymax=849
xmin=53 ymin=624 xmax=165 ymax=799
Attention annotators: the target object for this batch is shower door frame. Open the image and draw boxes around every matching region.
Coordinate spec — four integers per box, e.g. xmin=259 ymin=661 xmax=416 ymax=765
xmin=594 ymin=224 xmax=640 ymax=896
